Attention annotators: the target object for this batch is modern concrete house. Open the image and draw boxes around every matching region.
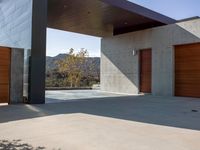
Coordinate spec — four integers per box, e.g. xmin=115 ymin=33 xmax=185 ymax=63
xmin=0 ymin=0 xmax=200 ymax=104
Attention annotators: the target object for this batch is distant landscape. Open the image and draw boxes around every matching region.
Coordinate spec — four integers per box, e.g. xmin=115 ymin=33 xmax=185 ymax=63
xmin=46 ymin=53 xmax=100 ymax=88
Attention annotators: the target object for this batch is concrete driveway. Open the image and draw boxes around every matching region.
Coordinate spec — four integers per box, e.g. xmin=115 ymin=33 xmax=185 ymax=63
xmin=0 ymin=93 xmax=200 ymax=150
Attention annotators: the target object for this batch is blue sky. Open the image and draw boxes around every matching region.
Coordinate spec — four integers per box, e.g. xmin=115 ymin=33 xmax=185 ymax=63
xmin=46 ymin=0 xmax=200 ymax=57
xmin=128 ymin=0 xmax=200 ymax=20
xmin=47 ymin=29 xmax=101 ymax=57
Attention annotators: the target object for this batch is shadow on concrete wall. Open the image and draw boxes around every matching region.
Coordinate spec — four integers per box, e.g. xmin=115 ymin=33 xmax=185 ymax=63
xmin=101 ymin=22 xmax=200 ymax=94
xmin=0 ymin=139 xmax=45 ymax=150
xmin=0 ymin=95 xmax=200 ymax=131
xmin=101 ymin=51 xmax=139 ymax=91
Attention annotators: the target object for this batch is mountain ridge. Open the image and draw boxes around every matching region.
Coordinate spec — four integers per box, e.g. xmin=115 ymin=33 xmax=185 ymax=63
xmin=46 ymin=53 xmax=100 ymax=73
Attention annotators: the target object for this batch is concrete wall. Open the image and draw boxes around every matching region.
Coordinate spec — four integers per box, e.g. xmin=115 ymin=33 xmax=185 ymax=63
xmin=101 ymin=18 xmax=200 ymax=96
xmin=10 ymin=48 xmax=24 ymax=104
xmin=0 ymin=0 xmax=32 ymax=49
xmin=23 ymin=49 xmax=31 ymax=99
xmin=0 ymin=0 xmax=33 ymax=103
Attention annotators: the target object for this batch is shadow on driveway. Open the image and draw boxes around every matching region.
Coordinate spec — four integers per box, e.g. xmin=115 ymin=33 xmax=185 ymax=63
xmin=0 ymin=95 xmax=200 ymax=130
xmin=0 ymin=139 xmax=45 ymax=150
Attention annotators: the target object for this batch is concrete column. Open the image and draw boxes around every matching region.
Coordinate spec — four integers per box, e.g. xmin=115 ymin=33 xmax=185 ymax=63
xmin=10 ymin=49 xmax=24 ymax=104
xmin=29 ymin=0 xmax=47 ymax=104
xmin=23 ymin=49 xmax=31 ymax=101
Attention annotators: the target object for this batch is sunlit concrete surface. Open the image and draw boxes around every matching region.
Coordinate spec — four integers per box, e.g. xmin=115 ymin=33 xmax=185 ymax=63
xmin=45 ymin=90 xmax=125 ymax=103
xmin=0 ymin=95 xmax=200 ymax=150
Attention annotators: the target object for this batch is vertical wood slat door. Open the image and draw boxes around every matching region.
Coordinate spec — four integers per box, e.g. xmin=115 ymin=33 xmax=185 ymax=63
xmin=175 ymin=43 xmax=200 ymax=98
xmin=0 ymin=47 xmax=10 ymax=103
xmin=139 ymin=49 xmax=152 ymax=93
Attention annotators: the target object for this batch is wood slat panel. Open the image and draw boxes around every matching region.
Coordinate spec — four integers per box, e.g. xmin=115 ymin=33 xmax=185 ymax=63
xmin=140 ymin=49 xmax=152 ymax=93
xmin=0 ymin=47 xmax=10 ymax=103
xmin=0 ymin=85 xmax=9 ymax=103
xmin=0 ymin=58 xmax=10 ymax=65
xmin=175 ymin=43 xmax=200 ymax=98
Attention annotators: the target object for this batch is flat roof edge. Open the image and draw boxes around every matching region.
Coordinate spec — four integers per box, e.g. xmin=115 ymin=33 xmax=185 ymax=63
xmin=177 ymin=16 xmax=200 ymax=23
xmin=100 ymin=0 xmax=176 ymax=24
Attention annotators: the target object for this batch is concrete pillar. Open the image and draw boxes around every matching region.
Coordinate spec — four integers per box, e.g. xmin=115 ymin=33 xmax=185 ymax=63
xmin=29 ymin=0 xmax=47 ymax=104
xmin=23 ymin=49 xmax=31 ymax=101
xmin=10 ymin=48 xmax=24 ymax=104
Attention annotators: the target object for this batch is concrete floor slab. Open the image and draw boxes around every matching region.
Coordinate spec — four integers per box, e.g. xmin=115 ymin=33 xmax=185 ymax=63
xmin=0 ymin=94 xmax=200 ymax=150
xmin=45 ymin=90 xmax=125 ymax=103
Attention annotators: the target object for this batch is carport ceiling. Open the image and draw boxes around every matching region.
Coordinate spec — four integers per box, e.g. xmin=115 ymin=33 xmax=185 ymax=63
xmin=47 ymin=0 xmax=176 ymax=37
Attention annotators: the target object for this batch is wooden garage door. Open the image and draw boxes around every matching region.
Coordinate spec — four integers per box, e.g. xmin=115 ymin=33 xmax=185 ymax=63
xmin=175 ymin=43 xmax=200 ymax=98
xmin=140 ymin=49 xmax=152 ymax=93
xmin=0 ymin=47 xmax=10 ymax=103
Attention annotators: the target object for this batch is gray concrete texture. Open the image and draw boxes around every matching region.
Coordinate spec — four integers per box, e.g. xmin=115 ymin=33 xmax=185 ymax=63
xmin=0 ymin=0 xmax=32 ymax=49
xmin=46 ymin=90 xmax=125 ymax=103
xmin=101 ymin=18 xmax=200 ymax=96
xmin=23 ymin=49 xmax=31 ymax=98
xmin=10 ymin=48 xmax=24 ymax=104
xmin=0 ymin=95 xmax=200 ymax=150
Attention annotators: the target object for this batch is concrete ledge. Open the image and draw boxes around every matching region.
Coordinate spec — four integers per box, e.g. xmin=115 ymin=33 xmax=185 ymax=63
xmin=46 ymin=87 xmax=92 ymax=90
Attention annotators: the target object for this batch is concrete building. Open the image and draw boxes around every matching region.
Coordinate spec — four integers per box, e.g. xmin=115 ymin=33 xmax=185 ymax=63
xmin=0 ymin=0 xmax=199 ymax=104
xmin=101 ymin=19 xmax=200 ymax=97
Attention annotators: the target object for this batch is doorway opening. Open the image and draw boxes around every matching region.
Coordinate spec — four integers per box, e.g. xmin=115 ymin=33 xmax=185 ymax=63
xmin=45 ymin=28 xmax=106 ymax=103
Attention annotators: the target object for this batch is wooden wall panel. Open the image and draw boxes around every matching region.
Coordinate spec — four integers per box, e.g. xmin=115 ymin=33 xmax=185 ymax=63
xmin=0 ymin=47 xmax=10 ymax=103
xmin=175 ymin=43 xmax=200 ymax=98
xmin=140 ymin=49 xmax=152 ymax=93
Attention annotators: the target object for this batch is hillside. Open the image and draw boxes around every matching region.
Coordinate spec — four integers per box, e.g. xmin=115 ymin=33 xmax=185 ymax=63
xmin=46 ymin=54 xmax=100 ymax=75
xmin=46 ymin=54 xmax=69 ymax=70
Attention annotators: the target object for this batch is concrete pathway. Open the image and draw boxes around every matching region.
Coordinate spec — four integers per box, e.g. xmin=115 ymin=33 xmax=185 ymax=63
xmin=0 ymin=94 xmax=200 ymax=150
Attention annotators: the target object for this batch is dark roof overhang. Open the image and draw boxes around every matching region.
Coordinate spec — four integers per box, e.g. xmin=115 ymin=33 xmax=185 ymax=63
xmin=47 ymin=0 xmax=176 ymax=37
